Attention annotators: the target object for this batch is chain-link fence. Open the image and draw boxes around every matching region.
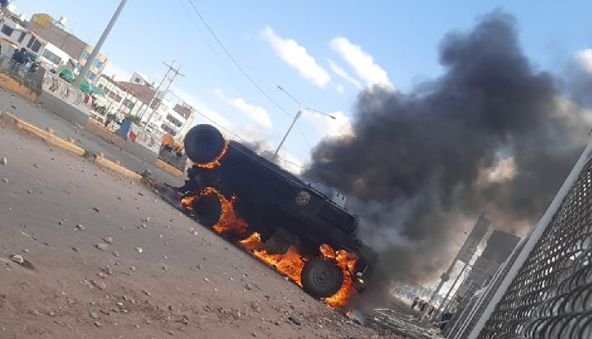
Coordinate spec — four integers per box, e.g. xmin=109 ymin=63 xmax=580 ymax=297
xmin=445 ymin=139 xmax=592 ymax=339
xmin=478 ymin=155 xmax=592 ymax=338
xmin=445 ymin=240 xmax=525 ymax=338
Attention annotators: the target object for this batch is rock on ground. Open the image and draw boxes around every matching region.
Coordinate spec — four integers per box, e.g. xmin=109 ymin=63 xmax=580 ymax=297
xmin=0 ymin=114 xmax=400 ymax=338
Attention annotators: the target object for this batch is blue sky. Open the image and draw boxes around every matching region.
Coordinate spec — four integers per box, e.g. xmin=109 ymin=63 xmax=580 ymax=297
xmin=13 ymin=0 xmax=592 ymax=171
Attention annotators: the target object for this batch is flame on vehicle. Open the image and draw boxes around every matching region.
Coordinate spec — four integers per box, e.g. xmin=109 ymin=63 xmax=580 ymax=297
xmin=181 ymin=186 xmax=358 ymax=308
xmin=239 ymin=232 xmax=306 ymax=287
xmin=321 ymin=245 xmax=358 ymax=309
xmin=181 ymin=187 xmax=248 ymax=235
xmin=194 ymin=140 xmax=229 ymax=169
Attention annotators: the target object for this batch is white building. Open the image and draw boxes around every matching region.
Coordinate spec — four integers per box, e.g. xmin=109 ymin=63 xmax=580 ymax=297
xmin=0 ymin=12 xmax=72 ymax=70
xmin=95 ymin=73 xmax=194 ymax=137
xmin=144 ymin=97 xmax=189 ymax=137
xmin=96 ymin=74 xmax=144 ymax=117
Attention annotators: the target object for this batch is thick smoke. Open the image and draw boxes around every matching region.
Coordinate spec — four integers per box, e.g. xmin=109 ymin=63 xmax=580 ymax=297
xmin=304 ymin=12 xmax=590 ymax=294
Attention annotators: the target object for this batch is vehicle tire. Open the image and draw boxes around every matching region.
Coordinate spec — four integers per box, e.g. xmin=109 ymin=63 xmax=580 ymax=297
xmin=184 ymin=124 xmax=226 ymax=165
xmin=192 ymin=192 xmax=222 ymax=227
xmin=301 ymin=257 xmax=344 ymax=298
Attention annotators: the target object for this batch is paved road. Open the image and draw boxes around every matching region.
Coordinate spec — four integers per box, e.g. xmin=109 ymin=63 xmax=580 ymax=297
xmin=0 ymin=87 xmax=181 ymax=186
xmin=0 ymin=118 xmax=393 ymax=338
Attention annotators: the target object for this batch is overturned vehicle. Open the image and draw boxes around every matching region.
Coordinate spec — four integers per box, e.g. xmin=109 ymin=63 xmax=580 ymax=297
xmin=176 ymin=124 xmax=377 ymax=304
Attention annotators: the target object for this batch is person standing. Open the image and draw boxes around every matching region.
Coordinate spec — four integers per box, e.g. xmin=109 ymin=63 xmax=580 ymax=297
xmin=10 ymin=48 xmax=25 ymax=74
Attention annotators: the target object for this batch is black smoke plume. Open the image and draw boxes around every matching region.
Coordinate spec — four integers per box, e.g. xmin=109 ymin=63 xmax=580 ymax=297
xmin=304 ymin=11 xmax=590 ymax=296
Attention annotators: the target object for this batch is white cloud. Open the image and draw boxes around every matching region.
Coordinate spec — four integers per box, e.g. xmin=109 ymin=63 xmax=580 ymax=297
xmin=304 ymin=110 xmax=353 ymax=139
xmin=576 ymin=49 xmax=592 ymax=74
xmin=215 ymin=89 xmax=272 ymax=129
xmin=328 ymin=59 xmax=362 ymax=89
xmin=103 ymin=62 xmax=131 ymax=81
xmin=261 ymin=26 xmax=331 ymax=88
xmin=330 ymin=37 xmax=394 ymax=89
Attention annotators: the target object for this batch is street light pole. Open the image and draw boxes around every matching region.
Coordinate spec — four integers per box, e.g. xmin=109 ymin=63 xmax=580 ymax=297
xmin=73 ymin=0 xmax=128 ymax=87
xmin=273 ymin=85 xmax=336 ymax=160
xmin=272 ymin=109 xmax=302 ymax=160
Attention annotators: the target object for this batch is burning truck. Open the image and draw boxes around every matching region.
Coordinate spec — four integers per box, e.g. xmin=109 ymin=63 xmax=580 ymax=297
xmin=159 ymin=124 xmax=377 ymax=307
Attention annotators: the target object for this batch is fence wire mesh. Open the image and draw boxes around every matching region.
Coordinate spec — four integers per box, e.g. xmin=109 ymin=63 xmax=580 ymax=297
xmin=445 ymin=240 xmax=525 ymax=338
xmin=476 ymin=157 xmax=592 ymax=339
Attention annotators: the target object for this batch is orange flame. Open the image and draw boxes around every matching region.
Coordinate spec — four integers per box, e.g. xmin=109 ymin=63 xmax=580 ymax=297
xmin=181 ymin=187 xmax=248 ymax=235
xmin=239 ymin=232 xmax=306 ymax=287
xmin=194 ymin=140 xmax=229 ymax=169
xmin=180 ymin=186 xmax=358 ymax=308
xmin=322 ymin=248 xmax=358 ymax=308
xmin=180 ymin=194 xmax=197 ymax=211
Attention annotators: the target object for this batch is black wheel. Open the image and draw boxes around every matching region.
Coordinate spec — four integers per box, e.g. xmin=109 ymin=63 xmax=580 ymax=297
xmin=184 ymin=124 xmax=226 ymax=165
xmin=192 ymin=192 xmax=222 ymax=227
xmin=301 ymin=257 xmax=344 ymax=298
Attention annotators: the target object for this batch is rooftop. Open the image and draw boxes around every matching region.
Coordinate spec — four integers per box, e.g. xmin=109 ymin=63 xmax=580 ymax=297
xmin=118 ymin=81 xmax=160 ymax=107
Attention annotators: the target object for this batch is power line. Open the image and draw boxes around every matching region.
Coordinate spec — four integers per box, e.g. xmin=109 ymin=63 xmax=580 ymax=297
xmin=295 ymin=122 xmax=313 ymax=150
xmin=176 ymin=0 xmax=309 ymax=167
xmin=139 ymin=62 xmax=174 ymax=120
xmin=184 ymin=0 xmax=292 ymax=118
xmin=177 ymin=0 xmax=249 ymax=101
xmin=145 ymin=61 xmax=185 ymax=125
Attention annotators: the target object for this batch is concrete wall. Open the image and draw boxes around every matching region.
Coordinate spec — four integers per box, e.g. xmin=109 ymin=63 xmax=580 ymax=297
xmin=0 ymin=72 xmax=38 ymax=102
xmin=37 ymin=89 xmax=89 ymax=127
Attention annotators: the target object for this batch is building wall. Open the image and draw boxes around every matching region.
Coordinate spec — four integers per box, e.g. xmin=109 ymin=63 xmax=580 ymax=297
xmin=27 ymin=13 xmax=108 ymax=80
xmin=79 ymin=45 xmax=107 ymax=81
xmin=96 ymin=75 xmax=134 ymax=116
xmin=143 ymin=97 xmax=188 ymax=137
xmin=0 ymin=16 xmax=34 ymax=52
xmin=456 ymin=230 xmax=520 ymax=300
xmin=27 ymin=18 xmax=85 ymax=59
xmin=130 ymin=72 xmax=150 ymax=86
xmin=96 ymin=75 xmax=153 ymax=120
xmin=95 ymin=73 xmax=190 ymax=137
xmin=0 ymin=16 xmax=63 ymax=69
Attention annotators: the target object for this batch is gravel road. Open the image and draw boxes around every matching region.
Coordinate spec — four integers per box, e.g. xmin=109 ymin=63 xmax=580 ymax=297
xmin=0 ymin=114 xmax=398 ymax=338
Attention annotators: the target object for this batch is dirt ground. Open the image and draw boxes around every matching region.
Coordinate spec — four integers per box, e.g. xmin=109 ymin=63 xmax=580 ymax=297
xmin=0 ymin=117 xmax=400 ymax=338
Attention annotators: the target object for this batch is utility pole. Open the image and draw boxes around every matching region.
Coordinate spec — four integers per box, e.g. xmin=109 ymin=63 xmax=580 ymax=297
xmin=273 ymin=109 xmax=302 ymax=160
xmin=73 ymin=0 xmax=127 ymax=87
xmin=138 ymin=62 xmax=173 ymax=120
xmin=274 ymin=85 xmax=335 ymax=160
xmin=144 ymin=61 xmax=184 ymax=128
